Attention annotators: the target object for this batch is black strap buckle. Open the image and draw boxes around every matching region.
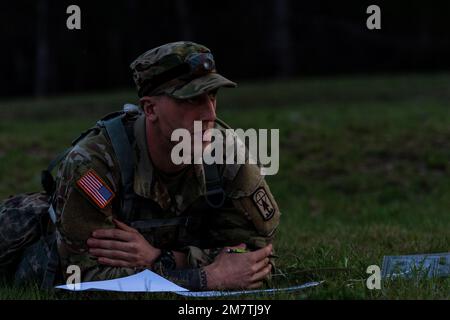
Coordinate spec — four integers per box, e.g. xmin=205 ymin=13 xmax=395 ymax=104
xmin=205 ymin=188 xmax=225 ymax=209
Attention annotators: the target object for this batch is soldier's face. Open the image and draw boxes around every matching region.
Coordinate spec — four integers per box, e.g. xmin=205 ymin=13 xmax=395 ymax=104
xmin=143 ymin=90 xmax=218 ymax=147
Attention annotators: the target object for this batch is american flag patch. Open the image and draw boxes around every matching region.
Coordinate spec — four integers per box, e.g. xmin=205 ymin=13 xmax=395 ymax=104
xmin=76 ymin=170 xmax=115 ymax=209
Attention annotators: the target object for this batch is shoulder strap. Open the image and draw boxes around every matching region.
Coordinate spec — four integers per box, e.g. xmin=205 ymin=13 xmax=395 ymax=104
xmin=202 ymin=118 xmax=229 ymax=209
xmin=97 ymin=113 xmax=136 ymax=223
xmin=203 ymin=162 xmax=225 ymax=208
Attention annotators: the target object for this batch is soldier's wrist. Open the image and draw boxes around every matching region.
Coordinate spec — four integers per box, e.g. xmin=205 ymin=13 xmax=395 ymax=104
xmin=199 ymin=267 xmax=208 ymax=290
xmin=148 ymin=248 xmax=162 ymax=268
xmin=154 ymin=267 xmax=207 ymax=291
xmin=152 ymin=249 xmax=176 ymax=271
xmin=203 ymin=263 xmax=219 ymax=290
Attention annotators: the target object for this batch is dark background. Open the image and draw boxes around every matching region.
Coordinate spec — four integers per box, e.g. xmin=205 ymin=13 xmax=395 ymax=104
xmin=1 ymin=0 xmax=449 ymax=97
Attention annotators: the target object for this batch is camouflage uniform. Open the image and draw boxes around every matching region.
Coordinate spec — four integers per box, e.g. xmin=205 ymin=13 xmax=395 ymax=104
xmin=0 ymin=193 xmax=50 ymax=277
xmin=5 ymin=41 xmax=281 ymax=290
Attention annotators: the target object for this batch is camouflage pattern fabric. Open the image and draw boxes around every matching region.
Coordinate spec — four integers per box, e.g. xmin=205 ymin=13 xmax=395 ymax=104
xmin=52 ymin=112 xmax=281 ymax=290
xmin=0 ymin=192 xmax=50 ymax=278
xmin=130 ymin=41 xmax=237 ymax=99
xmin=14 ymin=233 xmax=56 ymax=286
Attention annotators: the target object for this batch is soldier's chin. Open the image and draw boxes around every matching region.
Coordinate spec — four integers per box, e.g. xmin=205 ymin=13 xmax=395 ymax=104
xmin=203 ymin=140 xmax=212 ymax=149
xmin=188 ymin=141 xmax=212 ymax=164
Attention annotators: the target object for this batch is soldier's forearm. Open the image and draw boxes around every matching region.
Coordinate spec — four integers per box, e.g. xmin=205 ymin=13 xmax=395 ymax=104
xmin=152 ymin=263 xmax=207 ymax=290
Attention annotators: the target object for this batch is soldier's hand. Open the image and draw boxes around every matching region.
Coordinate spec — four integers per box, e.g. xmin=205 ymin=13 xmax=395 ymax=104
xmin=87 ymin=219 xmax=161 ymax=269
xmin=203 ymin=243 xmax=273 ymax=290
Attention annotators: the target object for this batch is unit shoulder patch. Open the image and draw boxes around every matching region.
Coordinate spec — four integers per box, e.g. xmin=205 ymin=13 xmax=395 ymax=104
xmin=252 ymin=186 xmax=275 ymax=221
xmin=76 ymin=169 xmax=115 ymax=209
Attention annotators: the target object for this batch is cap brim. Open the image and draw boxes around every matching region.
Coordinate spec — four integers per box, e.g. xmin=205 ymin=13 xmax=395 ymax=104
xmin=163 ymin=73 xmax=237 ymax=99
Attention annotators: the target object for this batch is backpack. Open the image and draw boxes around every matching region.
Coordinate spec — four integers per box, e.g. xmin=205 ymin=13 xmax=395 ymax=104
xmin=0 ymin=104 xmax=226 ymax=289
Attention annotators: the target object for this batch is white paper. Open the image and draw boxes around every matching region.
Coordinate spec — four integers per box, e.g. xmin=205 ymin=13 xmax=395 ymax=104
xmin=55 ymin=269 xmax=323 ymax=296
xmin=55 ymin=269 xmax=188 ymax=292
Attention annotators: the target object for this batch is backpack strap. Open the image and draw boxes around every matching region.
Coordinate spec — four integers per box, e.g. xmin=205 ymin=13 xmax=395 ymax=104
xmin=97 ymin=113 xmax=136 ymax=223
xmin=203 ymin=162 xmax=225 ymax=208
xmin=202 ymin=117 xmax=232 ymax=208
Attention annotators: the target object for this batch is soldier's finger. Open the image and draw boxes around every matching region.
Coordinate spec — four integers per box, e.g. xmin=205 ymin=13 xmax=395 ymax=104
xmin=250 ymin=264 xmax=272 ymax=283
xmin=249 ymin=244 xmax=273 ymax=262
xmin=247 ymin=281 xmax=263 ymax=290
xmin=89 ymin=248 xmax=133 ymax=261
xmin=98 ymin=257 xmax=133 ymax=268
xmin=251 ymin=257 xmax=270 ymax=274
xmin=113 ymin=219 xmax=139 ymax=234
xmin=92 ymin=228 xmax=135 ymax=241
xmin=87 ymin=238 xmax=132 ymax=252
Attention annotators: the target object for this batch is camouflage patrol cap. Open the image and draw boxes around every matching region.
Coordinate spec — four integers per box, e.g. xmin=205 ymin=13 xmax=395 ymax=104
xmin=130 ymin=41 xmax=237 ymax=99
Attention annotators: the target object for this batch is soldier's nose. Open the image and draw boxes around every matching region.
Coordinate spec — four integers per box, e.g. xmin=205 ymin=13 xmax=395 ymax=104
xmin=200 ymin=95 xmax=216 ymax=121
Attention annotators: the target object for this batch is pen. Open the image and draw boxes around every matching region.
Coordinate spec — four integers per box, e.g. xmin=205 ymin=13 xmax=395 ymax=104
xmin=226 ymin=248 xmax=247 ymax=254
xmin=226 ymin=248 xmax=278 ymax=258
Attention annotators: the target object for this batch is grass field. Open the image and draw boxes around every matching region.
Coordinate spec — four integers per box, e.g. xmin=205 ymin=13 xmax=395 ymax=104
xmin=0 ymin=73 xmax=449 ymax=299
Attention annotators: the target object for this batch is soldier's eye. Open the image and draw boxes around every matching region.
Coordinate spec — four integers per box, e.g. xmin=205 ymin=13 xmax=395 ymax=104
xmin=208 ymin=90 xmax=218 ymax=99
xmin=185 ymin=97 xmax=198 ymax=105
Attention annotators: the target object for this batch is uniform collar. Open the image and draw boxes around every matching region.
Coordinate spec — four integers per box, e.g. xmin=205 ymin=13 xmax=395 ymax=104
xmin=133 ymin=115 xmax=206 ymax=213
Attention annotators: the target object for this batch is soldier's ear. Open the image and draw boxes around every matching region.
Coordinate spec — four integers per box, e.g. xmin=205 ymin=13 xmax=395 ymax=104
xmin=140 ymin=96 xmax=158 ymax=121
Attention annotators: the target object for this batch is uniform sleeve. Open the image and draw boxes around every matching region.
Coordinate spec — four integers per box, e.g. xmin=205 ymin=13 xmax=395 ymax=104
xmin=53 ymin=143 xmax=137 ymax=282
xmin=54 ymin=144 xmax=210 ymax=290
xmin=183 ymin=163 xmax=281 ymax=268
